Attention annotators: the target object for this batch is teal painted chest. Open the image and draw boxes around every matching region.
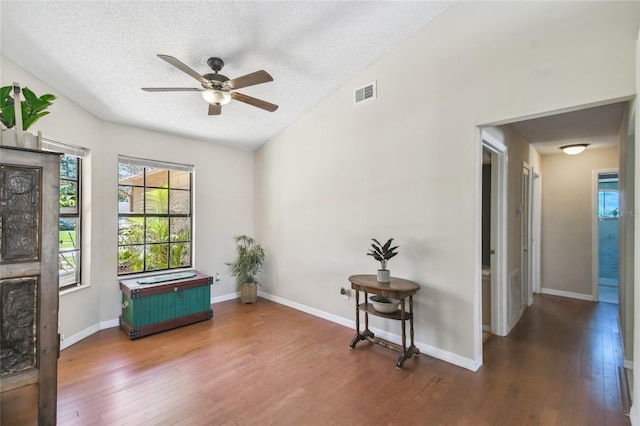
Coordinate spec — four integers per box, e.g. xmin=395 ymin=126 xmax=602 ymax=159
xmin=119 ymin=271 xmax=213 ymax=339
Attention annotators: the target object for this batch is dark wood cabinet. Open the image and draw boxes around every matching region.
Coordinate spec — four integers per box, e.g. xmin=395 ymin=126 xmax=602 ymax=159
xmin=0 ymin=145 xmax=61 ymax=425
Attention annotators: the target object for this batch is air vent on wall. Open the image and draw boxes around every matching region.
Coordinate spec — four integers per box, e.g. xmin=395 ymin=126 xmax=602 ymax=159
xmin=354 ymin=81 xmax=377 ymax=105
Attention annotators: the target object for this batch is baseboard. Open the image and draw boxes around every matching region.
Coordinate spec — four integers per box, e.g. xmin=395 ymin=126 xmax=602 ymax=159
xmin=624 ymin=359 xmax=634 ymax=370
xmin=60 ymin=318 xmax=119 ymax=350
xmin=540 ymin=287 xmax=596 ymax=302
xmin=482 ymin=324 xmax=491 ymax=332
xmin=259 ymin=291 xmax=481 ymax=372
xmin=619 ymin=366 xmax=632 ymax=416
xmin=211 ymin=292 xmax=240 ymax=304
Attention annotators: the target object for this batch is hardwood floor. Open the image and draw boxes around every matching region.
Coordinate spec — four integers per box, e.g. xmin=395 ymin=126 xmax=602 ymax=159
xmin=1 ymin=294 xmax=630 ymax=425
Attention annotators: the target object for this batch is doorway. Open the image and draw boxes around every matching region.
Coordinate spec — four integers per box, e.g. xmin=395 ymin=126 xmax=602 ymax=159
xmin=481 ymin=131 xmax=508 ymax=341
xmin=596 ymin=171 xmax=619 ymax=304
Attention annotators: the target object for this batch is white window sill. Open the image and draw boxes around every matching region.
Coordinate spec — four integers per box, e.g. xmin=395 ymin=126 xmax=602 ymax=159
xmin=60 ymin=283 xmax=91 ymax=296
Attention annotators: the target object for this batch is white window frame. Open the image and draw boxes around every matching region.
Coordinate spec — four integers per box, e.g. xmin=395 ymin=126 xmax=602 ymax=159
xmin=43 ymin=138 xmax=89 ymax=291
xmin=117 ymin=155 xmax=194 ymax=276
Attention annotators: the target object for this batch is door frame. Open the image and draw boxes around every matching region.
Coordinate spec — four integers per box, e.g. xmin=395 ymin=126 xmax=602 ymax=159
xmin=531 ymin=168 xmax=542 ymax=299
xmin=521 ymin=162 xmax=531 ymax=310
xmin=481 ymin=130 xmax=508 ymax=337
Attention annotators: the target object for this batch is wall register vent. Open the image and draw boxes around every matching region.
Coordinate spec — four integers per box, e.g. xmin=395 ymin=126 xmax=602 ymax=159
xmin=354 ymin=81 xmax=377 ymax=105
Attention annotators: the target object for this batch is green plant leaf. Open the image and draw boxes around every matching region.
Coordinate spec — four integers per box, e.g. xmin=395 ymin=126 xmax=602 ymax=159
xmin=23 ymin=111 xmax=49 ymax=131
xmin=0 ymin=86 xmax=13 ymax=109
xmin=40 ymin=94 xmax=56 ymax=103
xmin=1 ymin=107 xmax=15 ymax=128
xmin=22 ymin=87 xmax=38 ymax=105
xmin=384 ymin=252 xmax=399 ymax=260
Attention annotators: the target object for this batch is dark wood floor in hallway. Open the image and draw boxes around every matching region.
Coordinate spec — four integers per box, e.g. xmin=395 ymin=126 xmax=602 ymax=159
xmin=1 ymin=294 xmax=630 ymax=425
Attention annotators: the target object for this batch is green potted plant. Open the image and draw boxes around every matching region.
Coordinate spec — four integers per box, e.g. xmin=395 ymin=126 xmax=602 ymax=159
xmin=226 ymin=235 xmax=265 ymax=304
xmin=367 ymin=238 xmax=399 ymax=283
xmin=0 ymin=85 xmax=56 ymax=149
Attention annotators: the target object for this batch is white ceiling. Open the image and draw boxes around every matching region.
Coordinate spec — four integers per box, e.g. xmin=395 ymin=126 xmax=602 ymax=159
xmin=0 ymin=1 xmax=454 ymax=150
xmin=510 ymin=102 xmax=628 ymax=156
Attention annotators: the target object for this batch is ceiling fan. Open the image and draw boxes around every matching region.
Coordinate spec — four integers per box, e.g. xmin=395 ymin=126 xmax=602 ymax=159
xmin=142 ymin=54 xmax=278 ymax=115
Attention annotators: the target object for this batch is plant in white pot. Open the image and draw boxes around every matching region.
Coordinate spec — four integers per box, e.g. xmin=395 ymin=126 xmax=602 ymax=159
xmin=367 ymin=238 xmax=398 ymax=283
xmin=0 ymin=85 xmax=56 ymax=149
xmin=226 ymin=235 xmax=265 ymax=304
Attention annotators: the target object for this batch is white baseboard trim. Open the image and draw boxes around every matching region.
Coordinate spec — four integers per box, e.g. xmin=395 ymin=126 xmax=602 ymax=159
xmin=541 ymin=287 xmax=596 ymax=302
xmin=211 ymin=292 xmax=239 ymax=304
xmin=60 ymin=318 xmax=119 ymax=350
xmin=259 ymin=291 xmax=481 ymax=372
xmin=624 ymin=359 xmax=634 ymax=370
xmin=630 ymin=404 xmax=638 ymax=425
xmin=259 ymin=291 xmax=354 ymax=329
xmin=482 ymin=324 xmax=491 ymax=332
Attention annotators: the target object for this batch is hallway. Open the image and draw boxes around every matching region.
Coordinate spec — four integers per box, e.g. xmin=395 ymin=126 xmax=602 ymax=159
xmin=483 ymin=294 xmax=628 ymax=424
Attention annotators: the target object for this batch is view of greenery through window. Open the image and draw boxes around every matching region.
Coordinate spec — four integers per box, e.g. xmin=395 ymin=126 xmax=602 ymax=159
xmin=118 ymin=160 xmax=192 ymax=275
xmin=59 ymin=155 xmax=81 ymax=289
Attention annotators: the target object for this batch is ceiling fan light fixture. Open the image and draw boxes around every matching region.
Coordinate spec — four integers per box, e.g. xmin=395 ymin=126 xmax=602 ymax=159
xmin=202 ymin=89 xmax=231 ymax=106
xmin=560 ymin=144 xmax=589 ymax=155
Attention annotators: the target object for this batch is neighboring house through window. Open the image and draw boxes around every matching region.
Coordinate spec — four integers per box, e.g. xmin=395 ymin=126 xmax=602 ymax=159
xmin=118 ymin=155 xmax=193 ymax=275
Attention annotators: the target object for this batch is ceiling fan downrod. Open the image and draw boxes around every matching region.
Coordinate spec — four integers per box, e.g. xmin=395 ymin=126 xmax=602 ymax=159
xmin=207 ymin=57 xmax=224 ymax=73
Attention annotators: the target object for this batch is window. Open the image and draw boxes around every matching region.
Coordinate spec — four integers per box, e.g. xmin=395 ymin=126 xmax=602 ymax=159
xmin=43 ymin=139 xmax=88 ymax=291
xmin=118 ymin=155 xmax=193 ymax=275
xmin=598 ymin=176 xmax=619 ymax=218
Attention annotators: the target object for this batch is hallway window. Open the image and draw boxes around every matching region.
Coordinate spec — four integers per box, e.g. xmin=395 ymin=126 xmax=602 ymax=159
xmin=598 ymin=176 xmax=619 ymax=218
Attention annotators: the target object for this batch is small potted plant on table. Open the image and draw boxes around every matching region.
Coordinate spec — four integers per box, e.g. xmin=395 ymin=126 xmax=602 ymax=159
xmin=226 ymin=235 xmax=265 ymax=304
xmin=367 ymin=238 xmax=398 ymax=283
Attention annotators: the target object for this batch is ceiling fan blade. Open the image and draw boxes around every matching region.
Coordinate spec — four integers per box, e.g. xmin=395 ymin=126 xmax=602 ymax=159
xmin=231 ymin=92 xmax=278 ymax=112
xmin=142 ymin=88 xmax=203 ymax=92
xmin=157 ymin=54 xmax=209 ymax=85
xmin=224 ymin=70 xmax=273 ymax=90
xmin=208 ymin=104 xmax=221 ymax=116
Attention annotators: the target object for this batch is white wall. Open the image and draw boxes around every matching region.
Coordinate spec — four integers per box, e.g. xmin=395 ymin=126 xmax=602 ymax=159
xmin=1 ymin=56 xmax=255 ymax=342
xmin=540 ymin=148 xmax=619 ymax=298
xmin=254 ymin=1 xmax=639 ymax=367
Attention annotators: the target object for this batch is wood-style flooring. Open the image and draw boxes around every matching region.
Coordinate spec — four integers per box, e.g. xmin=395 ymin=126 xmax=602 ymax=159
xmin=1 ymin=294 xmax=630 ymax=425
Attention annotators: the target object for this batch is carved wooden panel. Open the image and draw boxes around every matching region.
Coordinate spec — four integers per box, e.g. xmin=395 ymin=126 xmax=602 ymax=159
xmin=0 ymin=165 xmax=41 ymax=262
xmin=0 ymin=276 xmax=38 ymax=376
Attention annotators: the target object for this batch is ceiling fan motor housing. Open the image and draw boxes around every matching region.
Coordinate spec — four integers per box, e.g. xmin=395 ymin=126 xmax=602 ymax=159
xmin=207 ymin=57 xmax=225 ymax=72
xmin=202 ymin=73 xmax=229 ymax=89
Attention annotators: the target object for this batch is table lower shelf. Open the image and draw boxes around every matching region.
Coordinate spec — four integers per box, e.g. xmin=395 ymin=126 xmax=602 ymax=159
xmin=358 ymin=303 xmax=413 ymax=320
xmin=349 ymin=329 xmax=420 ymax=368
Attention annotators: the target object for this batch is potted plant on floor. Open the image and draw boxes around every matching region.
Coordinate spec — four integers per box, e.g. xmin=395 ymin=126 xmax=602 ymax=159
xmin=367 ymin=238 xmax=399 ymax=283
xmin=0 ymin=84 xmax=56 ymax=149
xmin=226 ymin=235 xmax=265 ymax=304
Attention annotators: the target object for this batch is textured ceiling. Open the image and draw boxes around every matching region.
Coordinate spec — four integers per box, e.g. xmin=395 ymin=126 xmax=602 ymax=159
xmin=510 ymin=102 xmax=627 ymax=156
xmin=0 ymin=1 xmax=454 ymax=150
